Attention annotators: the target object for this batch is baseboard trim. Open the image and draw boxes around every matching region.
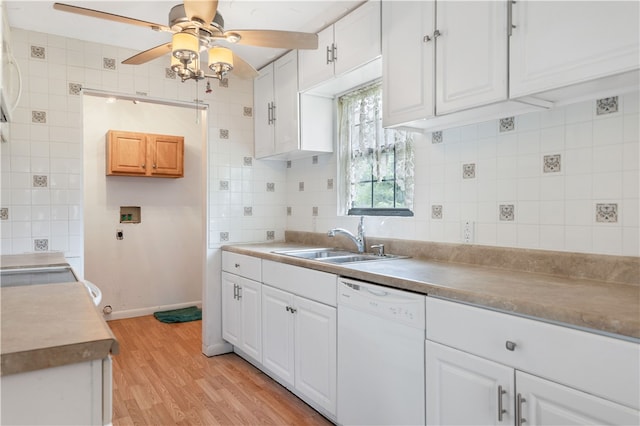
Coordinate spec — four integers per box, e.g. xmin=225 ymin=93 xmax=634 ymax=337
xmin=104 ymin=301 xmax=202 ymax=321
xmin=202 ymin=341 xmax=233 ymax=357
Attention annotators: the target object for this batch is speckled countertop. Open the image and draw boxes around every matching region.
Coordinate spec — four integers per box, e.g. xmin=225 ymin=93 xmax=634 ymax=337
xmin=1 ymin=253 xmax=119 ymax=376
xmin=223 ymin=242 xmax=640 ymax=340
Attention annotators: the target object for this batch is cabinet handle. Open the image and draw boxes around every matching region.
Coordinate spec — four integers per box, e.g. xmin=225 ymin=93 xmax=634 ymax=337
xmin=332 ymin=43 xmax=338 ymax=62
xmin=289 ymin=307 xmax=297 ymax=314
xmin=233 ymin=284 xmax=238 ymax=300
xmin=497 ymin=385 xmax=507 ymax=421
xmin=234 ymin=263 xmax=240 ymax=268
xmin=508 ymin=0 xmax=517 ymax=36
xmin=423 ymin=35 xmax=432 ymax=43
xmin=285 ymin=306 xmax=290 ymax=312
xmin=267 ymin=102 xmax=272 ymax=124
xmin=433 ymin=29 xmax=442 ymax=39
xmin=505 ymin=340 xmax=517 ymax=351
xmin=326 ymin=45 xmax=332 ymax=64
xmin=237 ymin=286 xmax=242 ymax=300
xmin=516 ymin=393 xmax=527 ymax=426
xmin=271 ymin=103 xmax=276 ymax=123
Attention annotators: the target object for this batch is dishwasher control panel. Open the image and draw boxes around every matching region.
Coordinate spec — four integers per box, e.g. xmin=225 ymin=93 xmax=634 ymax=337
xmin=338 ymin=278 xmax=426 ymax=329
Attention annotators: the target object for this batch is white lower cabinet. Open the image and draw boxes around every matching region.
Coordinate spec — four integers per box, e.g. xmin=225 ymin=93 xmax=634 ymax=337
xmin=221 ymin=272 xmax=262 ymax=363
xmin=262 ymin=284 xmax=337 ymax=418
xmin=425 ymin=297 xmax=640 ymax=426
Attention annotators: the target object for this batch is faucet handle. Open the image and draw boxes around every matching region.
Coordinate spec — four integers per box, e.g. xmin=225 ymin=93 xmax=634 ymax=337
xmin=370 ymin=244 xmax=385 ymax=256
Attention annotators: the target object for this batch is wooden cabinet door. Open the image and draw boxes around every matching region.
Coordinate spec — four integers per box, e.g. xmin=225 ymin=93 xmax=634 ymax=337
xmin=254 ymin=63 xmax=275 ymax=159
xmin=106 ymin=130 xmax=147 ymax=175
xmin=294 ymin=296 xmax=337 ymax=416
xmin=221 ymin=272 xmax=241 ymax=347
xmin=239 ymin=277 xmax=261 ymax=362
xmin=516 ymin=371 xmax=640 ymax=425
xmin=436 ymin=1 xmax=507 ymax=114
xmin=149 ymin=134 xmax=183 ymax=177
xmin=261 ymin=285 xmax=295 ymax=388
xmin=510 ymin=1 xmax=640 ymax=98
xmin=333 ymin=0 xmax=381 ymax=76
xmin=426 ymin=340 xmax=514 ymax=426
xmin=382 ymin=0 xmax=435 ymax=127
xmin=273 ymin=50 xmax=299 ymax=155
xmin=298 ymin=25 xmax=335 ymax=92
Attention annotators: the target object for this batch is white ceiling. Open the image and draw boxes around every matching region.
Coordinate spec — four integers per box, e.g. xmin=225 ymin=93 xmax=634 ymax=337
xmin=5 ymin=0 xmax=363 ymax=70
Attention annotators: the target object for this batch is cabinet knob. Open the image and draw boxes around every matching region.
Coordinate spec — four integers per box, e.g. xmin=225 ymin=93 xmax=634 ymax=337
xmin=505 ymin=340 xmax=517 ymax=351
xmin=423 ymin=35 xmax=432 ymax=43
xmin=141 ymin=163 xmax=146 ymax=169
xmin=433 ymin=29 xmax=442 ymax=39
xmin=152 ymin=164 xmax=157 ymax=169
xmin=234 ymin=263 xmax=240 ymax=268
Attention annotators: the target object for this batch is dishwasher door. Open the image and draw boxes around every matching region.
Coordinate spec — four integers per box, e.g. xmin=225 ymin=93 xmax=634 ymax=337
xmin=337 ymin=278 xmax=426 ymax=426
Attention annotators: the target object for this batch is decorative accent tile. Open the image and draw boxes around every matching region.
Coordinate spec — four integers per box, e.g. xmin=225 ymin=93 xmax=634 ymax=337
xmin=0 ymin=208 xmax=8 ymax=220
xmin=286 ymin=161 xmax=292 ymax=169
xmin=431 ymin=205 xmax=443 ymax=219
xmin=243 ymin=157 xmax=253 ymax=166
xmin=34 ymin=239 xmax=49 ymax=251
xmin=219 ymin=232 xmax=229 ymax=242
xmin=287 ymin=207 xmax=292 ymax=216
xmin=299 ymin=182 xmax=304 ymax=191
xmin=266 ymin=182 xmax=275 ymax=192
xmin=30 ymin=45 xmax=45 ymax=59
xmin=432 ymin=131 xmax=443 ymax=144
xmin=327 ymin=178 xmax=334 ymax=190
xmin=68 ymin=83 xmax=82 ymax=95
xmin=219 ymin=78 xmax=229 ymax=88
xmin=219 ymin=180 xmax=229 ymax=190
xmin=32 ymin=111 xmax=46 ymax=124
xmin=244 ymin=207 xmax=253 ymax=216
xmin=499 ymin=204 xmax=515 ymax=221
xmin=266 ymin=231 xmax=275 ymax=241
xmin=312 ymin=155 xmax=318 ymax=165
xmin=596 ymin=203 xmax=618 ymax=223
xmin=165 ymin=67 xmax=176 ymax=79
xmin=543 ymin=154 xmax=561 ymax=173
xmin=135 ymin=91 xmax=148 ymax=96
xmin=596 ymin=96 xmax=618 ymax=115
xmin=103 ymin=57 xmax=116 ymax=70
xmin=33 ymin=175 xmax=48 ymax=187
xmin=219 ymin=129 xmax=229 ymax=139
xmin=312 ymin=207 xmax=318 ymax=216
xmin=243 ymin=107 xmax=253 ymax=117
xmin=500 ymin=117 xmax=515 ymax=132
xmin=463 ymin=163 xmax=476 ymax=179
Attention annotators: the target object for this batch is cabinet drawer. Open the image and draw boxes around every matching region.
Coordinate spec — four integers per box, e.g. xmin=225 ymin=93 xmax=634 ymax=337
xmin=222 ymin=252 xmax=261 ymax=282
xmin=262 ymin=260 xmax=337 ymax=307
xmin=426 ymin=297 xmax=640 ymax=410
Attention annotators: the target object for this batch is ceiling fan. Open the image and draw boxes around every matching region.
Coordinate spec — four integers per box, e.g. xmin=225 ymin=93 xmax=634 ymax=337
xmin=53 ymin=1 xmax=319 ymax=82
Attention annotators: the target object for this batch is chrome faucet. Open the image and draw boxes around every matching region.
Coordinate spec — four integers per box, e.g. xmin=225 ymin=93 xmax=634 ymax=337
xmin=327 ymin=216 xmax=365 ymax=253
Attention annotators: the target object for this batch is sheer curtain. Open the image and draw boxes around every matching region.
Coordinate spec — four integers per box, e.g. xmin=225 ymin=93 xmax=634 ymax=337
xmin=337 ymin=82 xmax=414 ymax=213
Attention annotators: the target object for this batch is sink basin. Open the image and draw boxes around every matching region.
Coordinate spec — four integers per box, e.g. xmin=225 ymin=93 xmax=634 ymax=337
xmin=273 ymin=248 xmax=407 ymax=264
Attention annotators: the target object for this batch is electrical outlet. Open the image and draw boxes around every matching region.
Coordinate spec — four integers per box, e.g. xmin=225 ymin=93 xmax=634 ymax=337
xmin=116 ymin=229 xmax=124 ymax=240
xmin=462 ymin=221 xmax=474 ymax=244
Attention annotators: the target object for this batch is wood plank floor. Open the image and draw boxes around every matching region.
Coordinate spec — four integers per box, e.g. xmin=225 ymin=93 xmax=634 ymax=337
xmin=108 ymin=315 xmax=332 ymax=425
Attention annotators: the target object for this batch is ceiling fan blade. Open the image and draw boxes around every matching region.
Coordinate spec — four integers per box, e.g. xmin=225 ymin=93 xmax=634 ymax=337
xmin=184 ymin=0 xmax=218 ymax=25
xmin=122 ymin=43 xmax=173 ymax=65
xmin=224 ymin=30 xmax=318 ymax=50
xmin=53 ymin=3 xmax=171 ymax=32
xmin=231 ymin=53 xmax=259 ymax=79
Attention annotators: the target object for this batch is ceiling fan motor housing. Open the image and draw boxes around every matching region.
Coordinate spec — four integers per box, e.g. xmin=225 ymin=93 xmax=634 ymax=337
xmin=169 ymin=4 xmax=224 ymax=32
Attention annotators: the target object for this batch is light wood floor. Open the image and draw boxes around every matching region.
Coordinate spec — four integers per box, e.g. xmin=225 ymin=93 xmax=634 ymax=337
xmin=108 ymin=315 xmax=332 ymax=425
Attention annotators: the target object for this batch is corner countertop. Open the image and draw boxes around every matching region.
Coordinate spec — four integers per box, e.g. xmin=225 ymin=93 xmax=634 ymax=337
xmin=1 ymin=253 xmax=119 ymax=376
xmin=223 ymin=243 xmax=640 ymax=340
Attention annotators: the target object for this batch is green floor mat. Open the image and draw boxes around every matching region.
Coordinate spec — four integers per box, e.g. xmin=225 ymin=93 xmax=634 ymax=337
xmin=153 ymin=306 xmax=202 ymax=323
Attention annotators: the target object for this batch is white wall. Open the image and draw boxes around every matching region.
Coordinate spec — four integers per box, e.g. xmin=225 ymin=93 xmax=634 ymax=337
xmin=286 ymin=93 xmax=640 ymax=257
xmin=83 ymin=96 xmax=205 ymax=318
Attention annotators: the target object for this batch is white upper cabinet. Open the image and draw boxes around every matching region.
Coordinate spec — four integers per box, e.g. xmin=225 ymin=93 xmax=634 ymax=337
xmin=253 ymin=61 xmax=276 ymax=159
xmin=510 ymin=1 xmax=640 ymax=99
xmin=299 ymin=1 xmax=381 ymax=92
xmin=435 ymin=1 xmax=508 ymax=114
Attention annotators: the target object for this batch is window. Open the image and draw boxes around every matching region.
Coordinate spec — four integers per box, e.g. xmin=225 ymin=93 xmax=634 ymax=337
xmin=337 ymin=82 xmax=415 ymax=216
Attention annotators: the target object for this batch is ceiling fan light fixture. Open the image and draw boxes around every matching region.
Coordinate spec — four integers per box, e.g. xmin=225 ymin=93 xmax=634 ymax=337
xmin=208 ymin=46 xmax=234 ymax=79
xmin=172 ymin=32 xmax=199 ymax=62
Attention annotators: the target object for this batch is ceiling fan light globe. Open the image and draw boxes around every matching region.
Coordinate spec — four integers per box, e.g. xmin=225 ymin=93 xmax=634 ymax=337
xmin=172 ymin=32 xmax=199 ymax=62
xmin=208 ymin=46 xmax=234 ymax=74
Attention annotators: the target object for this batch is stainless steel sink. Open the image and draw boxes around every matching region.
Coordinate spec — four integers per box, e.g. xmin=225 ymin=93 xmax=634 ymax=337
xmin=273 ymin=248 xmax=407 ymax=264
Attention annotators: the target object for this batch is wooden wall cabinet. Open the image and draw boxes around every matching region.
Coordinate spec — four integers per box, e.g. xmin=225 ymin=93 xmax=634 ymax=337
xmin=106 ymin=130 xmax=184 ymax=178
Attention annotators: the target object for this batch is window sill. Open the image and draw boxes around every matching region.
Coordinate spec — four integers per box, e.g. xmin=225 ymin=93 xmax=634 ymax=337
xmin=348 ymin=208 xmax=414 ymax=217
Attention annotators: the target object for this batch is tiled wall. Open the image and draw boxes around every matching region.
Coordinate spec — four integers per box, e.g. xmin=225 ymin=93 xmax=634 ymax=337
xmin=286 ymin=93 xmax=640 ymax=257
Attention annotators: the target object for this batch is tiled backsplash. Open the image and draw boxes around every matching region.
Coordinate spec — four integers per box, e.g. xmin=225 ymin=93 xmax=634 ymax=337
xmin=286 ymin=93 xmax=639 ymax=256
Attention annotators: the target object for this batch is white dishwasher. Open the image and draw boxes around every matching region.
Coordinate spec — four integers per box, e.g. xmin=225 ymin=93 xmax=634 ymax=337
xmin=337 ymin=277 xmax=426 ymax=426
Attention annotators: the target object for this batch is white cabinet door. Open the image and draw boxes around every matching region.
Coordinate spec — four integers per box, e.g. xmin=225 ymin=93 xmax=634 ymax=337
xmin=294 ymin=296 xmax=337 ymax=416
xmin=221 ymin=272 xmax=241 ymax=347
xmin=426 ymin=340 xmax=514 ymax=426
xmin=333 ymin=0 xmax=381 ymax=76
xmin=298 ymin=25 xmax=335 ymax=92
xmin=436 ymin=1 xmax=507 ymax=114
xmin=382 ymin=0 xmax=435 ymax=127
xmin=254 ymin=63 xmax=275 ymax=158
xmin=510 ymin=1 xmax=640 ymax=98
xmin=262 ymin=285 xmax=295 ymax=387
xmin=238 ymin=277 xmax=261 ymax=362
xmin=273 ymin=51 xmax=299 ymax=155
xmin=516 ymin=371 xmax=640 ymax=426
